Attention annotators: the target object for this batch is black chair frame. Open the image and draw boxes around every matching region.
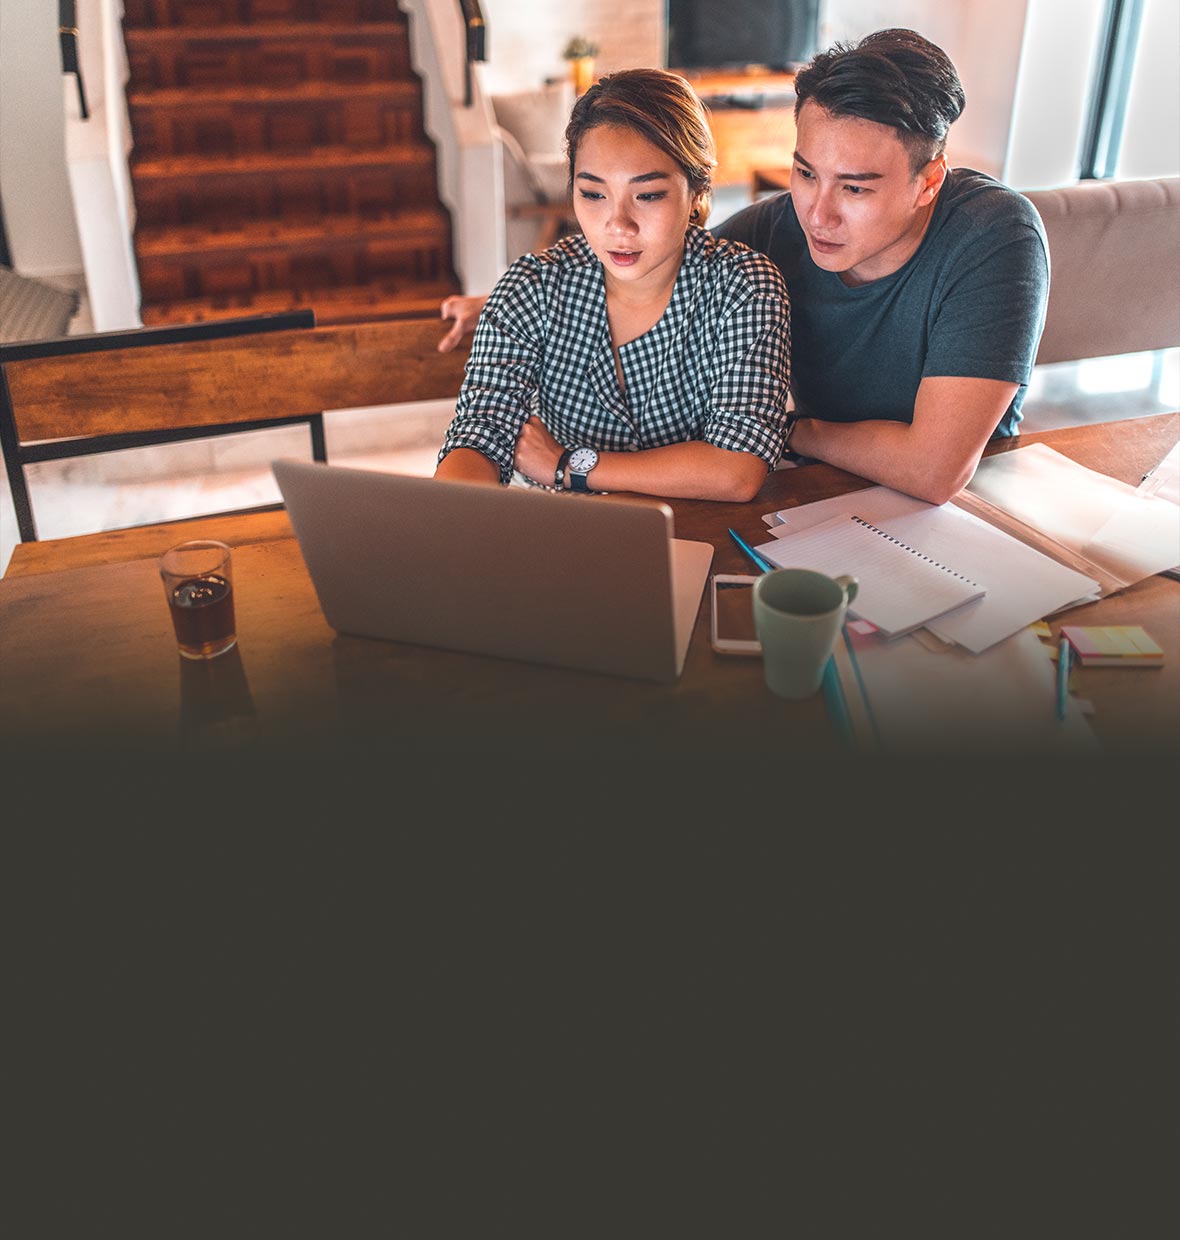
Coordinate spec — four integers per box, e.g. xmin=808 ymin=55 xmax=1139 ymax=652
xmin=0 ymin=311 xmax=320 ymax=542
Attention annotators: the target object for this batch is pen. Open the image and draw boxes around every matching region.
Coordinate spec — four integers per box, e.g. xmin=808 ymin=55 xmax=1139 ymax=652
xmin=728 ymin=527 xmax=776 ymax=574
xmin=1056 ymin=635 xmax=1071 ymax=721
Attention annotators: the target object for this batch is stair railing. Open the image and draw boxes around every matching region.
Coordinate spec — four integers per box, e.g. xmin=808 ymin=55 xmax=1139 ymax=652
xmin=456 ymin=0 xmax=487 ymax=107
xmin=59 ymin=0 xmax=89 ymax=120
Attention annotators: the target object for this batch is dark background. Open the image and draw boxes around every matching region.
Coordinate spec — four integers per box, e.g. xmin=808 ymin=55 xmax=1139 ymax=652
xmin=666 ymin=0 xmax=822 ymax=72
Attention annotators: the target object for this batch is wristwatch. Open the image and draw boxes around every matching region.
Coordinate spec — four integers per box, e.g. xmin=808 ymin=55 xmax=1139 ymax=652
xmin=783 ymin=414 xmax=802 ymax=461
xmin=554 ymin=448 xmax=572 ymax=491
xmin=567 ymin=446 xmax=599 ymax=492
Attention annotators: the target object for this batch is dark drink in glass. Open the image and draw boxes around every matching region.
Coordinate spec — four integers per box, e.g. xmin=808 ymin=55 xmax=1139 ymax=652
xmin=169 ymin=572 xmax=236 ymax=659
xmin=159 ymin=540 xmax=237 ymax=660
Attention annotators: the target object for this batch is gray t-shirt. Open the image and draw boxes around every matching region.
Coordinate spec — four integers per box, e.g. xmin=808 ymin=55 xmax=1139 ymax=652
xmin=713 ymin=168 xmax=1049 ymax=436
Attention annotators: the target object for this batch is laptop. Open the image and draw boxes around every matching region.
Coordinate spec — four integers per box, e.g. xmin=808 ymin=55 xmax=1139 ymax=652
xmin=272 ymin=459 xmax=714 ymax=683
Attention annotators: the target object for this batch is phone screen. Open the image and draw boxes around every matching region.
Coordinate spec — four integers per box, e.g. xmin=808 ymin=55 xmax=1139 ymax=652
xmin=714 ymin=578 xmax=758 ymax=644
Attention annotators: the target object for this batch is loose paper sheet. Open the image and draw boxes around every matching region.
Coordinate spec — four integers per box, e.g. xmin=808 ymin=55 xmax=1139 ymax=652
xmin=762 ymin=485 xmax=1100 ymax=653
xmin=1138 ymin=441 xmax=1180 ymax=579
xmin=966 ymin=443 xmax=1180 ymax=586
xmin=1138 ymin=441 xmax=1180 ymax=507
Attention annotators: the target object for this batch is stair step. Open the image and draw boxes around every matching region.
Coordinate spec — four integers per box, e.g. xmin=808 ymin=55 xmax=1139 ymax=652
xmin=124 ymin=1 xmax=457 ymax=329
xmin=123 ymin=21 xmax=406 ymax=44
xmin=136 ymin=207 xmax=449 ymax=259
xmin=135 ymin=206 xmax=453 ymax=302
xmin=123 ymin=1 xmax=397 ymax=27
xmin=132 ymin=143 xmax=435 ymax=181
xmin=138 ymin=277 xmax=461 ymax=329
xmin=130 ymin=143 xmax=440 ymax=229
xmin=127 ymin=80 xmax=423 ymax=159
xmin=125 ymin=22 xmax=411 ymax=89
xmin=127 ymin=79 xmax=419 ymax=107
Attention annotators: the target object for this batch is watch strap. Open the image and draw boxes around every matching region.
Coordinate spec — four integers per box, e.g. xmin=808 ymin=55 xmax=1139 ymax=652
xmin=782 ymin=414 xmax=802 ymax=462
xmin=555 ymin=448 xmax=572 ymax=491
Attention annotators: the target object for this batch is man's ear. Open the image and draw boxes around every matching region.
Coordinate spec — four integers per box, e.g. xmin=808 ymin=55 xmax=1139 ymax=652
xmin=918 ymin=156 xmax=948 ymax=204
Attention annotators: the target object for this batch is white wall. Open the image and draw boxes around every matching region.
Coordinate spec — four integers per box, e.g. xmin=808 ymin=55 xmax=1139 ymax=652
xmin=478 ymin=1 xmax=1037 ymax=180
xmin=400 ymin=0 xmax=505 ymax=292
xmin=820 ymin=0 xmax=1029 ymax=177
xmin=0 ymin=0 xmax=85 ymax=276
xmin=1115 ymin=0 xmax=1180 ymax=180
xmin=65 ymin=0 xmax=142 ymax=328
xmin=1003 ymin=0 xmax=1106 ymax=189
xmin=1005 ymin=0 xmax=1179 ymax=188
xmin=477 ymin=0 xmax=664 ymax=94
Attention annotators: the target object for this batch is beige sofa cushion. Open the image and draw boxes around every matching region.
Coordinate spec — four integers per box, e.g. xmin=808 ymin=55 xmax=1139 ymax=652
xmin=1024 ymin=176 xmax=1180 ymax=365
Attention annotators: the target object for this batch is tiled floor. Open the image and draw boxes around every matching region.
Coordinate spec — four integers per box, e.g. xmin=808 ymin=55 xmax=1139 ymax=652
xmin=1 ymin=271 xmax=1175 ymax=577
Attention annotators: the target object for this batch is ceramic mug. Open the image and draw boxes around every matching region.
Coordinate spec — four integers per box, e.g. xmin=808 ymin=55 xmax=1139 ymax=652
xmin=752 ymin=568 xmax=859 ymax=700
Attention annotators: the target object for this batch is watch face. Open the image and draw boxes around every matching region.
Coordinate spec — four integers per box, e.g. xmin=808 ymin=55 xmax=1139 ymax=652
xmin=570 ymin=447 xmax=598 ymax=473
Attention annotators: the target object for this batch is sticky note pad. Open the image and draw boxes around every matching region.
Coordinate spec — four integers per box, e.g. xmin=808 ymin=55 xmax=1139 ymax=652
xmin=1060 ymin=625 xmax=1164 ymax=667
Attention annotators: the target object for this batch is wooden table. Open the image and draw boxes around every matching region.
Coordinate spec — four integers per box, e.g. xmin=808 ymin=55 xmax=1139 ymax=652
xmin=2 ymin=416 xmax=1176 ymax=767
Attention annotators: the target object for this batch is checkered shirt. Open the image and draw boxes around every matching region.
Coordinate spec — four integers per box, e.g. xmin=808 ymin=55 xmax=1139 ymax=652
xmin=438 ymin=228 xmax=792 ymax=485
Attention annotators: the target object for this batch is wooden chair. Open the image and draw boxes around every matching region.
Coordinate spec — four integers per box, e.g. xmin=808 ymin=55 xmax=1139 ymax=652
xmin=1 ymin=311 xmax=469 ymax=543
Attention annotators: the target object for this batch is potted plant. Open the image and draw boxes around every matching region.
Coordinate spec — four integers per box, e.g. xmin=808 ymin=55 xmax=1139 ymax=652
xmin=563 ymin=36 xmax=599 ymax=97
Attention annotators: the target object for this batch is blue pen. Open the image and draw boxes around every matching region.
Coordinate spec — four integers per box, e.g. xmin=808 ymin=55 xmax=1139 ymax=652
xmin=727 ymin=527 xmax=776 ymax=574
xmin=1056 ymin=635 xmax=1071 ymax=720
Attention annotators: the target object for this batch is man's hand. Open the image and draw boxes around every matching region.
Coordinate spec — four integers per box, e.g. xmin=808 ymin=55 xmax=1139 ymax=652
xmin=514 ymin=415 xmax=563 ymax=487
xmin=437 ymin=294 xmax=488 ymax=353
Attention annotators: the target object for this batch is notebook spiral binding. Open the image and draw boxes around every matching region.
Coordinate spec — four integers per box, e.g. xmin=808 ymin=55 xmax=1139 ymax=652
xmin=849 ymin=515 xmax=983 ymax=588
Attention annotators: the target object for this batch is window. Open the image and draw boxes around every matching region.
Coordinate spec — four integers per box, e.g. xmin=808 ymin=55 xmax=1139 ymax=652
xmin=1080 ymin=0 xmax=1179 ymax=180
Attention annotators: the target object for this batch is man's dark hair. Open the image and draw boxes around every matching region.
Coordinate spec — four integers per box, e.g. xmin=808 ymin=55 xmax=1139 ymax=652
xmin=793 ymin=28 xmax=966 ymax=174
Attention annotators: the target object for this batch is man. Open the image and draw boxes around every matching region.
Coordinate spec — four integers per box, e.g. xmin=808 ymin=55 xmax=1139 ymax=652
xmin=438 ymin=28 xmax=1049 ymax=506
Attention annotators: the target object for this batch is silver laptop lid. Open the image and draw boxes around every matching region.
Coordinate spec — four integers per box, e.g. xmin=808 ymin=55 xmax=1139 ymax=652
xmin=272 ymin=459 xmax=712 ymax=683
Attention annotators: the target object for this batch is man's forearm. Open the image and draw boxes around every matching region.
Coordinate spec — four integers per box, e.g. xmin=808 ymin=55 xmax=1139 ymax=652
xmin=790 ymin=376 xmax=1019 ymax=506
xmin=790 ymin=417 xmax=944 ymax=497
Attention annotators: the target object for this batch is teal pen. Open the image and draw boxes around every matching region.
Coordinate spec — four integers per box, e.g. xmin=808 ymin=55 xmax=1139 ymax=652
xmin=727 ymin=527 xmax=776 ymax=574
xmin=1056 ymin=635 xmax=1071 ymax=720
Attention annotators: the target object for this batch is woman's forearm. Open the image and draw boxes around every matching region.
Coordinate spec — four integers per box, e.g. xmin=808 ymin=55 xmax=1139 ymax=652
xmin=434 ymin=447 xmax=500 ymax=485
xmin=582 ymin=442 xmax=768 ymax=503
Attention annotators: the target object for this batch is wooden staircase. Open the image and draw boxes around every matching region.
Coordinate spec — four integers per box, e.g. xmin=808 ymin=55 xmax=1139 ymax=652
xmin=121 ymin=0 xmax=460 ymax=326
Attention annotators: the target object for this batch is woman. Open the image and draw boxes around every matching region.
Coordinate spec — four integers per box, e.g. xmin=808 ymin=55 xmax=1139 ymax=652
xmin=434 ymin=69 xmax=791 ymax=502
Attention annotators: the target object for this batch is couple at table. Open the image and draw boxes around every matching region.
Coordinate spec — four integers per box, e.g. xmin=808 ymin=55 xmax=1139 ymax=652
xmin=433 ymin=29 xmax=1049 ymax=507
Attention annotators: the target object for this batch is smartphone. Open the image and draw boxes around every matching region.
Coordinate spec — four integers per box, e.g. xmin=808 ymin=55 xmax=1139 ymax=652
xmin=709 ymin=573 xmax=762 ymax=655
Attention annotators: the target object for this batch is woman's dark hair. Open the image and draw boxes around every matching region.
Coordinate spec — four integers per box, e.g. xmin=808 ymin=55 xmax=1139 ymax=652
xmin=793 ymin=28 xmax=966 ymax=173
xmin=565 ymin=68 xmax=717 ymax=220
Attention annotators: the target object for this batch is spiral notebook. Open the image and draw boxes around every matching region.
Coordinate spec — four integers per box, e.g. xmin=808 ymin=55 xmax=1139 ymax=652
xmin=755 ymin=513 xmax=986 ymax=639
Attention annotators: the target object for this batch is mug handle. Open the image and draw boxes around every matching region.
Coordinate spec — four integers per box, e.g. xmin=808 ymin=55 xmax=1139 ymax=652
xmin=834 ymin=574 xmax=859 ymax=605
